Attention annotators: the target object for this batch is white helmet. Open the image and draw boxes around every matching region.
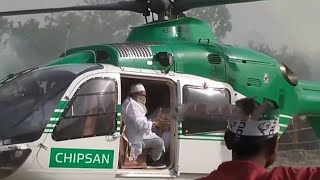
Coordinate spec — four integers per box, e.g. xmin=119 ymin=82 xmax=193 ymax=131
xmin=130 ymin=83 xmax=146 ymax=94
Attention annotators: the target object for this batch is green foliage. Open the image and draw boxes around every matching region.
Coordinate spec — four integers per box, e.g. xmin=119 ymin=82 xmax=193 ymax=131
xmin=1 ymin=0 xmax=144 ymax=67
xmin=0 ymin=1 xmax=232 ymax=69
xmin=248 ymin=41 xmax=312 ymax=80
xmin=0 ymin=17 xmax=10 ymax=42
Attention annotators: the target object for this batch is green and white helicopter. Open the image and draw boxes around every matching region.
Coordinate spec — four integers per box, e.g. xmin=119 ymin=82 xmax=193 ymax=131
xmin=1 ymin=0 xmax=320 ymax=179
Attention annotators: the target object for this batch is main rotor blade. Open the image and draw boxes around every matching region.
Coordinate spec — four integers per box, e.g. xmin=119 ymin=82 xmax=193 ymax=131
xmin=0 ymin=1 xmax=147 ymax=17
xmin=173 ymin=0 xmax=267 ymax=13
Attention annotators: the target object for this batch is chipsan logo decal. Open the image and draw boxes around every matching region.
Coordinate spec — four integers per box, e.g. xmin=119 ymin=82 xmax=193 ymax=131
xmin=49 ymin=148 xmax=114 ymax=169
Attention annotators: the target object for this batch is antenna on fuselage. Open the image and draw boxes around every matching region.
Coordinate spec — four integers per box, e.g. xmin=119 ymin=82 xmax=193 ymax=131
xmin=64 ymin=23 xmax=70 ymax=57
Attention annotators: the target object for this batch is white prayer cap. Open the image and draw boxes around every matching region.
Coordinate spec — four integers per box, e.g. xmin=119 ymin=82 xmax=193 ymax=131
xmin=227 ymin=98 xmax=280 ymax=138
xmin=130 ymin=83 xmax=146 ymax=93
xmin=227 ymin=117 xmax=280 ymax=137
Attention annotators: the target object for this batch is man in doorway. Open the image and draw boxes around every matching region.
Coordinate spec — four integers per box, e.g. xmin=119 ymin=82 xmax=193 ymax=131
xmin=122 ymin=83 xmax=169 ymax=168
xmin=149 ymin=107 xmax=172 ymax=165
xmin=148 ymin=107 xmax=172 ymax=150
xmin=198 ymin=98 xmax=320 ymax=180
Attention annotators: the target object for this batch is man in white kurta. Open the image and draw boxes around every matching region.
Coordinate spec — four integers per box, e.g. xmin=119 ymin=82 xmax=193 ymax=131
xmin=122 ymin=83 xmax=166 ymax=168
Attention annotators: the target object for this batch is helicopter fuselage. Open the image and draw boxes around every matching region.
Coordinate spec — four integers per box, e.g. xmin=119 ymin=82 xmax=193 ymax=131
xmin=1 ymin=16 xmax=320 ymax=180
xmin=0 ymin=64 xmax=240 ymax=179
xmin=45 ymin=17 xmax=320 ymax=137
xmin=2 ymin=0 xmax=320 ymax=179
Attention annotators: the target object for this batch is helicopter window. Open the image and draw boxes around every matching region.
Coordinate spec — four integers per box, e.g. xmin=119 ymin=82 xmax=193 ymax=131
xmin=53 ymin=78 xmax=117 ymax=141
xmin=0 ymin=65 xmax=98 ymax=145
xmin=181 ymin=86 xmax=231 ymax=135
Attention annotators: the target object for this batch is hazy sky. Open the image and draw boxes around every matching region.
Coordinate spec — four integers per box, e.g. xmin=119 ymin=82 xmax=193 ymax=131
xmin=1 ymin=0 xmax=319 ymax=55
xmin=225 ymin=0 xmax=320 ymax=55
xmin=1 ymin=0 xmax=320 ymax=78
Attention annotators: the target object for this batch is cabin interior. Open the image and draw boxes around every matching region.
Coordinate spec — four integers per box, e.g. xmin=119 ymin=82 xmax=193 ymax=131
xmin=118 ymin=76 xmax=176 ymax=169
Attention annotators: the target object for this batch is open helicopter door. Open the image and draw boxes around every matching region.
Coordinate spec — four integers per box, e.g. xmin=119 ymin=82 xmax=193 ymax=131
xmin=115 ymin=74 xmax=180 ymax=179
xmin=36 ymin=72 xmax=121 ymax=180
xmin=176 ymin=76 xmax=234 ymax=175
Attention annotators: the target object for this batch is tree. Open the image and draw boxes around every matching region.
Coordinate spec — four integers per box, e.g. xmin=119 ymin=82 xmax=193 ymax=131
xmin=1 ymin=1 xmax=232 ymax=70
xmin=186 ymin=6 xmax=232 ymax=42
xmin=3 ymin=0 xmax=145 ymax=67
xmin=0 ymin=17 xmax=10 ymax=42
xmin=84 ymin=0 xmax=144 ymax=40
xmin=248 ymin=41 xmax=312 ymax=80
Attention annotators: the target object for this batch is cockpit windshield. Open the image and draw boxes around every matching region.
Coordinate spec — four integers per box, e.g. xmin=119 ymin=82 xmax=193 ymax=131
xmin=0 ymin=64 xmax=100 ymax=145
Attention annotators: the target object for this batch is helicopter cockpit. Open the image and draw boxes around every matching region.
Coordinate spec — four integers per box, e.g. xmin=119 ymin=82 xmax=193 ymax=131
xmin=0 ymin=64 xmax=101 ymax=146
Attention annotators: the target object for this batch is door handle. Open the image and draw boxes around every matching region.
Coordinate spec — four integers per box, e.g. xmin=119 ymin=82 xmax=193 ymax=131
xmin=112 ymin=134 xmax=121 ymax=139
xmin=39 ymin=143 xmax=48 ymax=150
xmin=105 ymin=134 xmax=120 ymax=141
xmin=8 ymin=144 xmax=29 ymax=150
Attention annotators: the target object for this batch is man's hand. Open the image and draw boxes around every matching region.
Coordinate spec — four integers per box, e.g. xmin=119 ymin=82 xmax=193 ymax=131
xmin=153 ymin=116 xmax=170 ymax=129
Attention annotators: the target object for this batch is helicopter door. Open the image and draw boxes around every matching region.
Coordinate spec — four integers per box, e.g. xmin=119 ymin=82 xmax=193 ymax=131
xmin=36 ymin=72 xmax=121 ymax=179
xmin=176 ymin=77 xmax=232 ymax=174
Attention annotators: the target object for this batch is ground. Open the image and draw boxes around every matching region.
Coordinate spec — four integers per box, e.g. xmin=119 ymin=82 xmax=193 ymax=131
xmin=273 ymin=149 xmax=320 ymax=167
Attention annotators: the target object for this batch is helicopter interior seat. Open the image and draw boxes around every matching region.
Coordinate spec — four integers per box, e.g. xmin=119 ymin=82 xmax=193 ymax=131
xmin=119 ymin=121 xmax=150 ymax=169
xmin=83 ymin=97 xmax=117 ymax=137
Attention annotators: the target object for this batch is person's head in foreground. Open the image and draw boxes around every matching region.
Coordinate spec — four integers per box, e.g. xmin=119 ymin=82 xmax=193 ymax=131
xmin=225 ymin=97 xmax=279 ymax=168
xmin=197 ymin=97 xmax=320 ymax=180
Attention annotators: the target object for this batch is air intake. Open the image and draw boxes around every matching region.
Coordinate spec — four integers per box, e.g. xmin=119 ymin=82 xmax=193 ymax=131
xmin=246 ymin=78 xmax=261 ymax=87
xmin=110 ymin=42 xmax=164 ymax=59
xmin=207 ymin=54 xmax=222 ymax=64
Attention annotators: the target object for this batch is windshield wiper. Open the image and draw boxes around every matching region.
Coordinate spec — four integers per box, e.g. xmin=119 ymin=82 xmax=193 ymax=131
xmin=0 ymin=67 xmax=38 ymax=87
xmin=0 ymin=74 xmax=15 ymax=85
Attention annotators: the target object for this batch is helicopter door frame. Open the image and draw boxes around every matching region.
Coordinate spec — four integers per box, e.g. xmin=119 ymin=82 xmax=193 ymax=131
xmin=115 ymin=72 xmax=179 ymax=178
xmin=36 ymin=72 xmax=122 ymax=180
xmin=176 ymin=76 xmax=234 ymax=175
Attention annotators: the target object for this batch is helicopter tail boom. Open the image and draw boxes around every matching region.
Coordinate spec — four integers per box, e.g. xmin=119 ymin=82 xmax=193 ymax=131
xmin=296 ymin=80 xmax=320 ymax=115
xmin=294 ymin=80 xmax=320 ymax=137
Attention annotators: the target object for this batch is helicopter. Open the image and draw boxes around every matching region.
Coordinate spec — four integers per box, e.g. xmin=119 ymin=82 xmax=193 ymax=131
xmin=1 ymin=0 xmax=320 ymax=179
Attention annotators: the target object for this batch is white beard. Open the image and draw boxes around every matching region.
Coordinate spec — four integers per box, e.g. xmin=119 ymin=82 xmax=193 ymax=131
xmin=139 ymin=102 xmax=148 ymax=115
xmin=133 ymin=96 xmax=148 ymax=115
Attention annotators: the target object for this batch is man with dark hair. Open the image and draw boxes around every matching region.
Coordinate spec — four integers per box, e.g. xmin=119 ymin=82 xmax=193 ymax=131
xmin=198 ymin=98 xmax=320 ymax=180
